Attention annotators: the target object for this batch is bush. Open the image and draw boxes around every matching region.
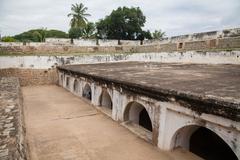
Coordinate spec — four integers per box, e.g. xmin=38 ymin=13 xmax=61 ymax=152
xmin=1 ymin=36 xmax=17 ymax=42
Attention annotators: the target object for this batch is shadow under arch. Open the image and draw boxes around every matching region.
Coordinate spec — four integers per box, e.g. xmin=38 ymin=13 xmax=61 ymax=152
xmin=82 ymin=83 xmax=92 ymax=100
xmin=124 ymin=101 xmax=153 ymax=132
xmin=60 ymin=74 xmax=64 ymax=85
xmin=171 ymin=125 xmax=238 ymax=160
xmin=66 ymin=77 xmax=70 ymax=89
xmin=73 ymin=79 xmax=79 ymax=92
xmin=99 ymin=89 xmax=112 ymax=110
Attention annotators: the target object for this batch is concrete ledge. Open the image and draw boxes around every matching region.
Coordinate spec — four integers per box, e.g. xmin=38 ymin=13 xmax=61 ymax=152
xmin=0 ymin=77 xmax=28 ymax=160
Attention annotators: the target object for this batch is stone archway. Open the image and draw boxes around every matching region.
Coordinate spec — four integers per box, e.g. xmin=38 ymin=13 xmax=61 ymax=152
xmin=99 ymin=90 xmax=112 ymax=110
xmin=83 ymin=83 xmax=92 ymax=100
xmin=124 ymin=101 xmax=152 ymax=132
xmin=171 ymin=125 xmax=238 ymax=160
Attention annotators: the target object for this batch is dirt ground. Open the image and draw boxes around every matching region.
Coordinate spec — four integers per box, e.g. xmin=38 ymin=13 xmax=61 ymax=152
xmin=23 ymin=85 xmax=201 ymax=160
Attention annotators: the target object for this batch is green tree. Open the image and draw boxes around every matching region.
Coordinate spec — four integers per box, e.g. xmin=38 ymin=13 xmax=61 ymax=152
xmin=1 ymin=36 xmax=17 ymax=42
xmin=137 ymin=30 xmax=152 ymax=45
xmin=143 ymin=30 xmax=152 ymax=40
xmin=96 ymin=7 xmax=146 ymax=44
xmin=32 ymin=31 xmax=42 ymax=42
xmin=152 ymin=30 xmax=165 ymax=39
xmin=68 ymin=27 xmax=83 ymax=43
xmin=39 ymin=28 xmax=47 ymax=42
xmin=82 ymin=22 xmax=96 ymax=39
xmin=45 ymin=29 xmax=68 ymax=38
xmin=68 ymin=3 xmax=91 ymax=28
xmin=13 ymin=29 xmax=68 ymax=42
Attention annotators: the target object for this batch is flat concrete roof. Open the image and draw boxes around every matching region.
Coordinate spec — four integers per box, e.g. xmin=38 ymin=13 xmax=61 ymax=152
xmin=58 ymin=62 xmax=240 ymax=121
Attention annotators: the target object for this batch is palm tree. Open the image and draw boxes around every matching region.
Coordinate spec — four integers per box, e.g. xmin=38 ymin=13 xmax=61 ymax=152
xmin=152 ymin=30 xmax=166 ymax=39
xmin=83 ymin=22 xmax=96 ymax=38
xmin=68 ymin=3 xmax=91 ymax=28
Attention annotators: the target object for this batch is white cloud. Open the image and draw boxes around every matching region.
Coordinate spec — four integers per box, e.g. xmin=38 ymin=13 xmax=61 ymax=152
xmin=0 ymin=0 xmax=239 ymax=36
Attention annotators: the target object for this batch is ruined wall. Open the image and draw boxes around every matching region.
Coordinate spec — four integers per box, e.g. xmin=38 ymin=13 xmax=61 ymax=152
xmin=156 ymin=27 xmax=240 ymax=44
xmin=0 ymin=68 xmax=58 ymax=86
xmin=0 ymin=77 xmax=28 ymax=160
xmin=1 ymin=28 xmax=239 ymax=55
xmin=0 ymin=37 xmax=239 ymax=55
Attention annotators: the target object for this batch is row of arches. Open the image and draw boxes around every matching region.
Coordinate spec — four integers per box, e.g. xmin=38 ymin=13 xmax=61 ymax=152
xmin=62 ymin=75 xmax=238 ymax=160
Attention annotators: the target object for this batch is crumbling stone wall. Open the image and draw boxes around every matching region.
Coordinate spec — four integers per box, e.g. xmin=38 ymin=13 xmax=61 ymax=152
xmin=0 ymin=77 xmax=28 ymax=160
xmin=0 ymin=36 xmax=240 ymax=55
xmin=0 ymin=69 xmax=58 ymax=86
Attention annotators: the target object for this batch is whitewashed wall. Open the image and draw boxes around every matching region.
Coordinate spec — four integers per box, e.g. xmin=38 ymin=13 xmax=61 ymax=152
xmin=0 ymin=51 xmax=239 ymax=69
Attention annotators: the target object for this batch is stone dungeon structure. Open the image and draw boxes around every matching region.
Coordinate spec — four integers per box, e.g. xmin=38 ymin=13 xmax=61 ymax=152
xmin=0 ymin=28 xmax=240 ymax=160
xmin=57 ymin=62 xmax=240 ymax=160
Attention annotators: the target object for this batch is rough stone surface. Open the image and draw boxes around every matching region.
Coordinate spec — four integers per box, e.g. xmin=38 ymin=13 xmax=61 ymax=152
xmin=58 ymin=62 xmax=240 ymax=121
xmin=0 ymin=68 xmax=58 ymax=86
xmin=0 ymin=77 xmax=28 ymax=160
xmin=1 ymin=36 xmax=240 ymax=55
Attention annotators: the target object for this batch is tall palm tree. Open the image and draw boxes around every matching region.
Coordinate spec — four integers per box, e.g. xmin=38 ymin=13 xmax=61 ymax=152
xmin=68 ymin=3 xmax=91 ymax=28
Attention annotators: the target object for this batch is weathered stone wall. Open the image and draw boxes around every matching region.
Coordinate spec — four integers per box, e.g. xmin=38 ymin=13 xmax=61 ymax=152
xmin=0 ymin=69 xmax=58 ymax=86
xmin=0 ymin=77 xmax=28 ymax=160
xmin=1 ymin=36 xmax=240 ymax=55
xmin=0 ymin=51 xmax=239 ymax=69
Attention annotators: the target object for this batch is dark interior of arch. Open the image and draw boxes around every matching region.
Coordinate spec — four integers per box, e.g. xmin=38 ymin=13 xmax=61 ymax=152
xmin=66 ymin=77 xmax=69 ymax=87
xmin=190 ymin=127 xmax=237 ymax=160
xmin=139 ymin=108 xmax=152 ymax=132
xmin=83 ymin=85 xmax=91 ymax=100
xmin=73 ymin=80 xmax=78 ymax=91
xmin=100 ymin=91 xmax=112 ymax=109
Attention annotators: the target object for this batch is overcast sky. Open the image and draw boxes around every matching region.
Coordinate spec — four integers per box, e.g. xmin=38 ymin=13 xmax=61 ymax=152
xmin=0 ymin=0 xmax=240 ymax=37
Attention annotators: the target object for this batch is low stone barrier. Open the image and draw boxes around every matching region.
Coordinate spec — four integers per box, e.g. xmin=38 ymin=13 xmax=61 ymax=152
xmin=0 ymin=77 xmax=28 ymax=160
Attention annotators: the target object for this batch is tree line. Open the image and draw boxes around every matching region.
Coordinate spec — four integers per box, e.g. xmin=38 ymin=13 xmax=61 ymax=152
xmin=1 ymin=3 xmax=165 ymax=43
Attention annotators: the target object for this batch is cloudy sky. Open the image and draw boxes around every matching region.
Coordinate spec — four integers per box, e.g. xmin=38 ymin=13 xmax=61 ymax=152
xmin=0 ymin=0 xmax=240 ymax=37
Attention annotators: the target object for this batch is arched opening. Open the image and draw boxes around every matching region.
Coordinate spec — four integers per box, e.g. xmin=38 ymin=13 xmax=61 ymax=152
xmin=124 ymin=102 xmax=152 ymax=132
xmin=66 ymin=77 xmax=70 ymax=88
xmin=73 ymin=79 xmax=79 ymax=92
xmin=60 ymin=74 xmax=64 ymax=85
xmin=83 ymin=84 xmax=91 ymax=100
xmin=172 ymin=125 xmax=237 ymax=160
xmin=190 ymin=127 xmax=237 ymax=160
xmin=99 ymin=90 xmax=112 ymax=110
